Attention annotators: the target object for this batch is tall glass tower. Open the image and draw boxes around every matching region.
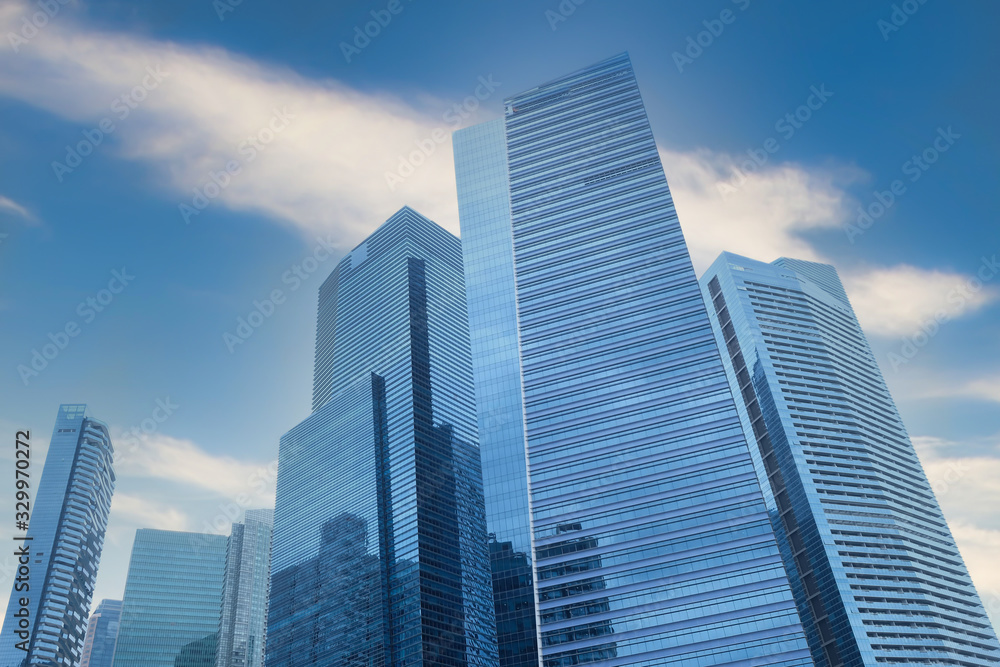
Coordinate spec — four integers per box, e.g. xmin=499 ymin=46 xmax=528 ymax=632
xmin=268 ymin=207 xmax=498 ymax=667
xmin=454 ymin=53 xmax=814 ymax=667
xmin=216 ymin=509 xmax=273 ymax=667
xmin=80 ymin=599 xmax=123 ymax=667
xmin=700 ymin=252 xmax=1000 ymax=666
xmin=0 ymin=404 xmax=116 ymax=667
xmin=111 ymin=529 xmax=227 ymax=667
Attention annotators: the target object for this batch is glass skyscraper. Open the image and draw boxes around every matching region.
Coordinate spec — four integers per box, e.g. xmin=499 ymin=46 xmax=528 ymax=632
xmin=454 ymin=53 xmax=814 ymax=667
xmin=268 ymin=207 xmax=498 ymax=667
xmin=216 ymin=509 xmax=273 ymax=667
xmin=80 ymin=599 xmax=123 ymax=667
xmin=0 ymin=404 xmax=116 ymax=667
xmin=111 ymin=529 xmax=227 ymax=667
xmin=700 ymin=252 xmax=1000 ymax=666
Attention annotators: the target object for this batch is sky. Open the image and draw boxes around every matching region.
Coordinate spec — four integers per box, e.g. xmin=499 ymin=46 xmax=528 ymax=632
xmin=0 ymin=0 xmax=998 ymax=629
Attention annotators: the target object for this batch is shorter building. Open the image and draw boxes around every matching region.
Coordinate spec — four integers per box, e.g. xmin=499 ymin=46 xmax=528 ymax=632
xmin=701 ymin=252 xmax=1000 ymax=666
xmin=216 ymin=509 xmax=273 ymax=667
xmin=111 ymin=529 xmax=227 ymax=667
xmin=0 ymin=404 xmax=116 ymax=667
xmin=81 ymin=599 xmax=123 ymax=667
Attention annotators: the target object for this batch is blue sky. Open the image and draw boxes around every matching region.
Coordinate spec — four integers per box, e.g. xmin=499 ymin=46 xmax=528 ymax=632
xmin=1 ymin=0 xmax=998 ymax=625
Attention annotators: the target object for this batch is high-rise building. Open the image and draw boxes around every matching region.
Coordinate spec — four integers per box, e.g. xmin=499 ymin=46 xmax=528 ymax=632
xmin=111 ymin=529 xmax=227 ymax=667
xmin=80 ymin=599 xmax=123 ymax=667
xmin=0 ymin=404 xmax=116 ymax=667
xmin=454 ymin=53 xmax=815 ymax=667
xmin=268 ymin=207 xmax=498 ymax=667
xmin=216 ymin=509 xmax=273 ymax=667
xmin=700 ymin=252 xmax=1000 ymax=666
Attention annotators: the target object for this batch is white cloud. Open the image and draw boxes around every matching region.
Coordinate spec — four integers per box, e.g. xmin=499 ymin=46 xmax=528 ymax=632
xmin=0 ymin=0 xmax=477 ymax=244
xmin=661 ymin=148 xmax=1000 ymax=337
xmin=842 ymin=265 xmax=999 ymax=337
xmin=109 ymin=493 xmax=189 ymax=532
xmin=913 ymin=435 xmax=1000 ymax=629
xmin=0 ymin=194 xmax=33 ymax=221
xmin=663 ymin=148 xmax=856 ymax=274
xmin=113 ymin=431 xmax=276 ymax=506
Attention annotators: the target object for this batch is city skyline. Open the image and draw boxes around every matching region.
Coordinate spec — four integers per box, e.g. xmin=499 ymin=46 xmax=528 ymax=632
xmin=1 ymin=0 xmax=998 ymax=651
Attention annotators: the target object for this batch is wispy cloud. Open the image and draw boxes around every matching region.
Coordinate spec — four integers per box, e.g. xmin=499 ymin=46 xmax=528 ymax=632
xmin=109 ymin=493 xmax=189 ymax=532
xmin=0 ymin=194 xmax=33 ymax=221
xmin=112 ymin=431 xmax=276 ymax=506
xmin=0 ymin=0 xmax=472 ymax=243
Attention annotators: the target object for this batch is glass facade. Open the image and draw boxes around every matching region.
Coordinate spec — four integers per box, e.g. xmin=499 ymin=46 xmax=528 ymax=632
xmin=111 ymin=529 xmax=227 ymax=667
xmin=268 ymin=207 xmax=498 ymax=667
xmin=455 ymin=53 xmax=814 ymax=667
xmin=216 ymin=509 xmax=273 ymax=667
xmin=0 ymin=404 xmax=116 ymax=667
xmin=454 ymin=119 xmax=540 ymax=667
xmin=80 ymin=599 xmax=122 ymax=667
xmin=701 ymin=253 xmax=1000 ymax=666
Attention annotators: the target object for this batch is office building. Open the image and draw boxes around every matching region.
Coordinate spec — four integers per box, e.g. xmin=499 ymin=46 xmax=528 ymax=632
xmin=0 ymin=404 xmax=116 ymax=667
xmin=454 ymin=53 xmax=814 ymax=667
xmin=80 ymin=599 xmax=123 ymax=667
xmin=268 ymin=207 xmax=497 ymax=667
xmin=701 ymin=252 xmax=1000 ymax=666
xmin=111 ymin=529 xmax=227 ymax=667
xmin=216 ymin=509 xmax=273 ymax=667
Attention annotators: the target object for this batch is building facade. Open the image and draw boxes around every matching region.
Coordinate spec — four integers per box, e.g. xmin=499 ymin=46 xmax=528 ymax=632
xmin=111 ymin=529 xmax=227 ymax=667
xmin=268 ymin=207 xmax=498 ymax=667
xmin=454 ymin=53 xmax=814 ymax=667
xmin=701 ymin=252 xmax=1000 ymax=666
xmin=0 ymin=404 xmax=116 ymax=667
xmin=454 ymin=119 xmax=540 ymax=667
xmin=80 ymin=599 xmax=123 ymax=667
xmin=216 ymin=509 xmax=273 ymax=667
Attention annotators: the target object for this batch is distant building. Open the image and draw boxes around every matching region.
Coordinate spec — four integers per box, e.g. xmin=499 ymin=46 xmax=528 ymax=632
xmin=268 ymin=207 xmax=498 ymax=667
xmin=216 ymin=510 xmax=273 ymax=667
xmin=80 ymin=600 xmax=123 ymax=667
xmin=701 ymin=252 xmax=1000 ymax=666
xmin=111 ymin=529 xmax=227 ymax=667
xmin=0 ymin=404 xmax=116 ymax=667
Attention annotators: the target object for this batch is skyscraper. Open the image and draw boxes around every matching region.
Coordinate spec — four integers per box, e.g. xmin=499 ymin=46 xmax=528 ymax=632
xmin=80 ymin=599 xmax=123 ymax=667
xmin=0 ymin=404 xmax=116 ymax=667
xmin=111 ymin=529 xmax=227 ymax=667
xmin=700 ymin=252 xmax=1000 ymax=666
xmin=454 ymin=53 xmax=814 ymax=667
xmin=268 ymin=207 xmax=498 ymax=667
xmin=216 ymin=509 xmax=273 ymax=667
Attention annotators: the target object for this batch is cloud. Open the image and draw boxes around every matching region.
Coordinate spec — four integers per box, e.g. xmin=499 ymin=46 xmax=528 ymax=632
xmin=663 ymin=148 xmax=857 ymax=274
xmin=113 ymin=431 xmax=276 ymax=506
xmin=913 ymin=434 xmax=1000 ymax=629
xmin=109 ymin=493 xmax=189 ymax=532
xmin=661 ymin=148 xmax=1000 ymax=337
xmin=0 ymin=0 xmax=479 ymax=244
xmin=842 ymin=265 xmax=999 ymax=337
xmin=0 ymin=194 xmax=33 ymax=221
